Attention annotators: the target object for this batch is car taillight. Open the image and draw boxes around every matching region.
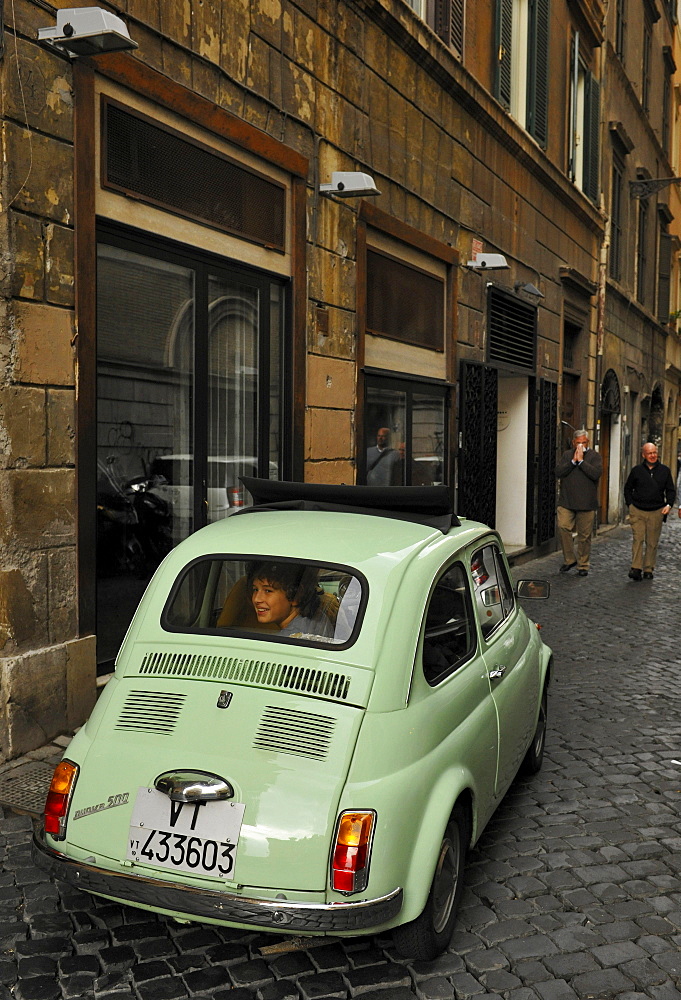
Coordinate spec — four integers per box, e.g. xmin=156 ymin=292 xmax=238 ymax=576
xmin=44 ymin=761 xmax=78 ymax=839
xmin=331 ymin=811 xmax=375 ymax=894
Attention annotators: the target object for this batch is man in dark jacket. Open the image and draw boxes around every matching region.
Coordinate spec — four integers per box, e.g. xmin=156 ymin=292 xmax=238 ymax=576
xmin=623 ymin=442 xmax=675 ymax=581
xmin=554 ymin=430 xmax=603 ymax=576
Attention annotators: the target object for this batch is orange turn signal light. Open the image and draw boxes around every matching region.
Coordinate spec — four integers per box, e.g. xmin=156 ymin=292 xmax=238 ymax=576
xmin=44 ymin=760 xmax=78 ymax=839
xmin=331 ymin=811 xmax=375 ymax=894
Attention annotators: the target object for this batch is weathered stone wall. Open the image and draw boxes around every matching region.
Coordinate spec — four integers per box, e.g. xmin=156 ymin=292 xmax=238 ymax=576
xmin=0 ymin=7 xmax=95 ymax=761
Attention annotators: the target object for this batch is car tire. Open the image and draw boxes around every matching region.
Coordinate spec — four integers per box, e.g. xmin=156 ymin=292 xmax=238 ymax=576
xmin=520 ymin=685 xmax=547 ymax=776
xmin=392 ymin=804 xmax=468 ymax=961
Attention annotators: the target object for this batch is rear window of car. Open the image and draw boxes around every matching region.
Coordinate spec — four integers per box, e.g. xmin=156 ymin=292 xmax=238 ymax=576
xmin=162 ymin=556 xmax=366 ymax=648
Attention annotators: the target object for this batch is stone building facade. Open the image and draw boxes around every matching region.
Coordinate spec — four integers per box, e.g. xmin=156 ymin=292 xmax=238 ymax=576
xmin=1 ymin=0 xmax=674 ymax=757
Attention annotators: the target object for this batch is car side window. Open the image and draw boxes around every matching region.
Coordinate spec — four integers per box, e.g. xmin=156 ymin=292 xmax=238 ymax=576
xmin=471 ymin=543 xmax=515 ymax=640
xmin=422 ymin=563 xmax=476 ymax=685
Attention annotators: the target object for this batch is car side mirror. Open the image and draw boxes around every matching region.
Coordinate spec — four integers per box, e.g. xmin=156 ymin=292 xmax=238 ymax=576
xmin=516 ymin=580 xmax=550 ymax=599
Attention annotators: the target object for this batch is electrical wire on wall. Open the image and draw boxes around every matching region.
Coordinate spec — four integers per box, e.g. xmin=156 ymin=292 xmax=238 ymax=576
xmin=4 ymin=0 xmax=35 ymax=212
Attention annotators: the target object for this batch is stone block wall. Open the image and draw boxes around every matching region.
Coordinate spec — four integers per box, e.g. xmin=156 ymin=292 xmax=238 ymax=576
xmin=0 ymin=9 xmax=95 ymax=761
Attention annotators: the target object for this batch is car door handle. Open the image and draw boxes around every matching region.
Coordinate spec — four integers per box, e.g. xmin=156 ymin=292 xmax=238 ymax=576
xmin=489 ymin=665 xmax=506 ymax=679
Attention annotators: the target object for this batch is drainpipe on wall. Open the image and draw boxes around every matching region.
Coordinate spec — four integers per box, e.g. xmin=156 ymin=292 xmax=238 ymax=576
xmin=594 ymin=216 xmax=609 ymax=452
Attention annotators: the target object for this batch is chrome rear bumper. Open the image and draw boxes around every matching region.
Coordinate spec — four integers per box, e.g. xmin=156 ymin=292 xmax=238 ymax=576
xmin=32 ymin=831 xmax=402 ymax=933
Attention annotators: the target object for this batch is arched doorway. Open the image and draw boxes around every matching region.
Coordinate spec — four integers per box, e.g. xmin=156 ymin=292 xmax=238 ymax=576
xmin=599 ymin=369 xmax=621 ymax=523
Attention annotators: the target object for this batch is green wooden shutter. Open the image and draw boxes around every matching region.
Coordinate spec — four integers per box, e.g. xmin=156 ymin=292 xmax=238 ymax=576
xmin=495 ymin=0 xmax=513 ymax=109
xmin=583 ymin=73 xmax=600 ymax=204
xmin=527 ymin=0 xmax=550 ymax=147
xmin=658 ymin=231 xmax=672 ymax=323
xmin=432 ymin=0 xmax=464 ymax=55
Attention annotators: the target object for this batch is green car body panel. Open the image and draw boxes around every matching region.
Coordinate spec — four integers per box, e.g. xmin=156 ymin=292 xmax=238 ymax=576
xmin=35 ymin=506 xmax=551 ymax=939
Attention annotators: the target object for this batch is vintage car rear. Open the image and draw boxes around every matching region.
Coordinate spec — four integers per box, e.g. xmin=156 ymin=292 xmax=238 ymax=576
xmin=33 ymin=480 xmax=551 ymax=955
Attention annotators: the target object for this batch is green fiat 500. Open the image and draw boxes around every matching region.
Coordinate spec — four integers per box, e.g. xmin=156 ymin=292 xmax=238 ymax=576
xmin=34 ymin=480 xmax=551 ymax=960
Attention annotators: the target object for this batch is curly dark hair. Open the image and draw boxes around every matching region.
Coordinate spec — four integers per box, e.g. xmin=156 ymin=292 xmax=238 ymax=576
xmin=246 ymin=561 xmax=322 ymax=619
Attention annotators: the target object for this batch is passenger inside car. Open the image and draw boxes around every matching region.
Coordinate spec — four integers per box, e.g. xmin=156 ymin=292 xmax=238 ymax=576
xmin=216 ymin=562 xmax=339 ymax=638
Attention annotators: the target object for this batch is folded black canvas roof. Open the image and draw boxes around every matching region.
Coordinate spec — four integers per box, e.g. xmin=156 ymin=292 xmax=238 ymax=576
xmin=236 ymin=478 xmax=460 ymax=533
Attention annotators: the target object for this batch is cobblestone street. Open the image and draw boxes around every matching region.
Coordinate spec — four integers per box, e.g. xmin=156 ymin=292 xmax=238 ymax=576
xmin=1 ymin=519 xmax=681 ymax=1000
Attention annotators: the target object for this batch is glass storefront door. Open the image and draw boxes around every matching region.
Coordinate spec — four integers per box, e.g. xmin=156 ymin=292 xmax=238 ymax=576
xmin=96 ymin=229 xmax=286 ymax=670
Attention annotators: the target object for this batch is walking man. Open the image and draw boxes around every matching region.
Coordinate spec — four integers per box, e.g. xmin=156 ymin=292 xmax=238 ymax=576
xmin=555 ymin=429 xmax=603 ymax=577
xmin=624 ymin=442 xmax=675 ymax=581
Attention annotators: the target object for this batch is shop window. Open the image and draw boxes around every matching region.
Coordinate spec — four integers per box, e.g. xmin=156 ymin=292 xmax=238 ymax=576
xmin=96 ymin=227 xmax=287 ymax=670
xmin=361 ymin=376 xmax=447 ymax=488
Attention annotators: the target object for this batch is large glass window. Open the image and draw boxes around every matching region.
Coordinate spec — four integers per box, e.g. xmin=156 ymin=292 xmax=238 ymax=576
xmin=362 ymin=378 xmax=447 ymax=487
xmin=163 ymin=557 xmax=364 ymax=648
xmin=96 ymin=229 xmax=287 ymax=669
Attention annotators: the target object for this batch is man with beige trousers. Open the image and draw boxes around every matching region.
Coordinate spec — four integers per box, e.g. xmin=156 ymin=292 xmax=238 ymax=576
xmin=554 ymin=430 xmax=603 ymax=577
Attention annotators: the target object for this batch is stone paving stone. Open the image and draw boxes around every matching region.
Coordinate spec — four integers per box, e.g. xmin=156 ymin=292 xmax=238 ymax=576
xmin=448 ymin=972 xmax=486 ymax=997
xmin=621 ymin=959 xmax=669 ymax=989
xmin=481 ymin=969 xmax=522 ymax=992
xmin=131 ymin=960 xmax=174 ymax=984
xmin=414 ymin=977 xmax=455 ymax=999
xmin=463 ymin=948 xmax=508 ymax=975
xmin=346 ymin=948 xmax=386 ymax=969
xmin=653 ymin=951 xmax=681 ymax=976
xmin=571 ymin=968 xmax=635 ymax=998
xmin=591 ymin=939 xmax=647 ymax=965
xmin=206 ymin=942 xmax=250 ymax=966
xmin=135 ymin=977 xmax=189 ymax=1000
xmin=534 ymin=981 xmax=578 ymax=1000
xmin=182 ymin=964 xmax=232 ymax=994
xmin=309 ymin=945 xmax=350 ymax=973
xmin=408 ymin=955 xmax=465 ymax=980
xmin=498 ymin=934 xmax=559 ymax=961
xmin=230 ymin=960 xmax=276 ymax=988
xmin=14 ymin=977 xmax=61 ymax=1000
xmin=344 ymin=963 xmax=411 ymax=995
xmin=62 ymin=971 xmax=102 ymax=997
xmin=259 ymin=978 xmax=302 ymax=1000
xmin=268 ymin=952 xmax=316 ymax=978
xmin=297 ymin=971 xmax=347 ymax=1000
xmin=353 ymin=991 xmax=415 ymax=1000
xmin=98 ymin=945 xmax=137 ymax=973
xmin=16 ymin=956 xmax=57 ymax=979
xmin=58 ymin=953 xmax=100 ymax=977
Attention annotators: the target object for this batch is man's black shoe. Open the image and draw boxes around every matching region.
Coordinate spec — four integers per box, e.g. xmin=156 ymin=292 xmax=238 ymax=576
xmin=578 ymin=569 xmax=588 ymax=576
xmin=559 ymin=562 xmax=577 ymax=573
xmin=628 ymin=568 xmax=642 ymax=581
xmin=643 ymin=571 xmax=654 ymax=579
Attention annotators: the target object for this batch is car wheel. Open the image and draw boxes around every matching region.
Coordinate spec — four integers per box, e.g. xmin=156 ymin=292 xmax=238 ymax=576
xmin=520 ymin=685 xmax=547 ymax=776
xmin=392 ymin=804 xmax=468 ymax=961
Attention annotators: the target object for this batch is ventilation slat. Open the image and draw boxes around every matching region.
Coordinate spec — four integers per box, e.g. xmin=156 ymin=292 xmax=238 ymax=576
xmin=136 ymin=652 xmax=352 ymax=703
xmin=253 ymin=707 xmax=336 ymax=760
xmin=115 ymin=690 xmax=186 ymax=735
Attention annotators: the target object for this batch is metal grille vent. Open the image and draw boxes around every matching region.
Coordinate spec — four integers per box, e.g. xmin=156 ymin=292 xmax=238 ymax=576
xmin=488 ymin=287 xmax=536 ymax=370
xmin=253 ymin=707 xmax=336 ymax=760
xmin=138 ymin=652 xmax=351 ymax=701
xmin=103 ymin=100 xmax=286 ymax=251
xmin=115 ymin=690 xmax=187 ymax=734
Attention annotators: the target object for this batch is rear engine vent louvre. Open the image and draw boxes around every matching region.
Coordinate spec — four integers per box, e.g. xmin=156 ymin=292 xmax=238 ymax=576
xmin=138 ymin=652 xmax=351 ymax=702
xmin=115 ymin=690 xmax=187 ymax=735
xmin=253 ymin=707 xmax=336 ymax=760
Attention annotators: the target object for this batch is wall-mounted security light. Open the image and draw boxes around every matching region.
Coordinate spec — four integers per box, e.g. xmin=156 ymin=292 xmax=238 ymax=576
xmin=514 ymin=280 xmax=544 ymax=299
xmin=319 ymin=172 xmax=381 ymax=198
xmin=465 ymin=253 xmax=509 ymax=270
xmin=37 ymin=7 xmax=137 ymax=58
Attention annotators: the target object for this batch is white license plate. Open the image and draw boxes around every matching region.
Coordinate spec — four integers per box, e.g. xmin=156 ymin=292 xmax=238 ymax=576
xmin=127 ymin=787 xmax=245 ymax=878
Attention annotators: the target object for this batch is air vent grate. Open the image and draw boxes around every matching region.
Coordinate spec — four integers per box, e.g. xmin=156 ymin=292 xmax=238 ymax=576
xmin=253 ymin=707 xmax=336 ymax=760
xmin=488 ymin=286 xmax=536 ymax=370
xmin=138 ymin=652 xmax=351 ymax=701
xmin=115 ymin=690 xmax=187 ymax=735
xmin=103 ymin=99 xmax=286 ymax=251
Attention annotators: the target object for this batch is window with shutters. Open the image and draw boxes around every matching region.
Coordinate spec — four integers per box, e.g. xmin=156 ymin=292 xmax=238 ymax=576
xmin=636 ymin=199 xmax=648 ymax=304
xmin=662 ymin=48 xmax=675 ymax=155
xmin=429 ymin=0 xmax=465 ymax=57
xmin=642 ymin=20 xmax=652 ymax=115
xmin=615 ymin=0 xmax=627 ymax=63
xmin=495 ymin=0 xmax=549 ymax=148
xmin=610 ymin=159 xmax=623 ymax=282
xmin=658 ymin=226 xmax=672 ymax=323
xmin=568 ymin=34 xmax=600 ymax=205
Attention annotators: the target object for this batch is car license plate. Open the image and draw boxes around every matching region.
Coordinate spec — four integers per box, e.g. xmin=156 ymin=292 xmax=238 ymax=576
xmin=127 ymin=787 xmax=245 ymax=878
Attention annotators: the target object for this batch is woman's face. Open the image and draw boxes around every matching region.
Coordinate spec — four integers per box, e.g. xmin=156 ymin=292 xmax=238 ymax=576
xmin=251 ymin=577 xmax=298 ymax=627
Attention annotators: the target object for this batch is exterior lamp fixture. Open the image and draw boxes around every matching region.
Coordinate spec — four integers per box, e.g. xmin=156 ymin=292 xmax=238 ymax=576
xmin=319 ymin=172 xmax=381 ymax=198
xmin=464 ymin=253 xmax=509 ymax=270
xmin=514 ymin=281 xmax=544 ymax=299
xmin=37 ymin=7 xmax=138 ymax=58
